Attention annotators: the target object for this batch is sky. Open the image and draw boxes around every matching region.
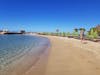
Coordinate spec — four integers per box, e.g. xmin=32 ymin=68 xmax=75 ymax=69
xmin=0 ymin=0 xmax=100 ymax=32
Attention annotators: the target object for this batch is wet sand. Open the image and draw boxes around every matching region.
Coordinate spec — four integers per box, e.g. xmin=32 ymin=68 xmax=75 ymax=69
xmin=2 ymin=35 xmax=100 ymax=75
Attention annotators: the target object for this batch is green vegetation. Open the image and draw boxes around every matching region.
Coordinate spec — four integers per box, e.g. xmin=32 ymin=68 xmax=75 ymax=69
xmin=74 ymin=28 xmax=78 ymax=32
xmin=86 ymin=28 xmax=99 ymax=39
xmin=66 ymin=32 xmax=71 ymax=36
xmin=39 ymin=25 xmax=100 ymax=42
xmin=62 ymin=32 xmax=66 ymax=37
xmin=96 ymin=25 xmax=100 ymax=36
xmin=72 ymin=28 xmax=79 ymax=37
xmin=79 ymin=28 xmax=86 ymax=32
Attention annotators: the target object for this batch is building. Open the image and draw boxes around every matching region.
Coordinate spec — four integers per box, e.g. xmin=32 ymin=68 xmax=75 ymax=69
xmin=20 ymin=30 xmax=26 ymax=34
xmin=0 ymin=29 xmax=9 ymax=34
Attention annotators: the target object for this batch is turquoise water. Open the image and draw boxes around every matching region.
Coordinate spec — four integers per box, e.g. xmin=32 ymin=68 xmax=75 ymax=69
xmin=0 ymin=34 xmax=50 ymax=73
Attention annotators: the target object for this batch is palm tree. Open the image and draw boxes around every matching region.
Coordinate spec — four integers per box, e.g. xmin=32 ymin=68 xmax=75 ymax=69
xmin=56 ymin=29 xmax=59 ymax=36
xmin=79 ymin=28 xmax=86 ymax=31
xmin=74 ymin=28 xmax=78 ymax=32
xmin=73 ymin=28 xmax=79 ymax=37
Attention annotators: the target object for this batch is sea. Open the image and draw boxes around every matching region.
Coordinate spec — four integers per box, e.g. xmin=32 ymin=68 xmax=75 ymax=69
xmin=0 ymin=34 xmax=50 ymax=75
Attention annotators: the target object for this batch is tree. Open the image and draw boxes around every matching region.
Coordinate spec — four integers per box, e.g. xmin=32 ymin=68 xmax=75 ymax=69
xmin=96 ymin=25 xmax=100 ymax=36
xmin=87 ymin=28 xmax=98 ymax=39
xmin=74 ymin=28 xmax=78 ymax=32
xmin=72 ymin=28 xmax=79 ymax=37
xmin=62 ymin=32 xmax=66 ymax=37
xmin=72 ymin=31 xmax=79 ymax=37
xmin=66 ymin=32 xmax=71 ymax=36
xmin=94 ymin=30 xmax=98 ymax=38
xmin=79 ymin=28 xmax=86 ymax=32
xmin=59 ymin=32 xmax=62 ymax=36
xmin=56 ymin=29 xmax=59 ymax=36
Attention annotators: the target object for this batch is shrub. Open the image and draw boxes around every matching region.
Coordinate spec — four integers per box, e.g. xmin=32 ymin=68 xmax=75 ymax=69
xmin=72 ymin=31 xmax=79 ymax=37
xmin=66 ymin=32 xmax=71 ymax=36
xmin=86 ymin=28 xmax=99 ymax=39
xmin=62 ymin=32 xmax=66 ymax=37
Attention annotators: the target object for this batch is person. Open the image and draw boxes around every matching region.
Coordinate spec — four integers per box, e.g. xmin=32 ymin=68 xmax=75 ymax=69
xmin=80 ymin=30 xmax=84 ymax=43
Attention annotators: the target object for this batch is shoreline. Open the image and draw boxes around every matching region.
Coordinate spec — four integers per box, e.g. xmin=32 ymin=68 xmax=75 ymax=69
xmin=0 ymin=34 xmax=50 ymax=75
xmin=1 ymin=35 xmax=100 ymax=75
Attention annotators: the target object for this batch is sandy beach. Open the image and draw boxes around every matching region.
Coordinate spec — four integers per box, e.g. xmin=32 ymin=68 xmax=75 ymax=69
xmin=44 ymin=36 xmax=100 ymax=75
xmin=23 ymin=35 xmax=100 ymax=75
xmin=2 ymin=35 xmax=100 ymax=75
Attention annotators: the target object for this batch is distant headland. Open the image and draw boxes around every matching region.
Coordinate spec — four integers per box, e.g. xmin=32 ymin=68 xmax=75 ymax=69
xmin=0 ymin=29 xmax=26 ymax=34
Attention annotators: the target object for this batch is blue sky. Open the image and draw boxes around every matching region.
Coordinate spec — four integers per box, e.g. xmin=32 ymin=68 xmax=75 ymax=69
xmin=0 ymin=0 xmax=100 ymax=32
